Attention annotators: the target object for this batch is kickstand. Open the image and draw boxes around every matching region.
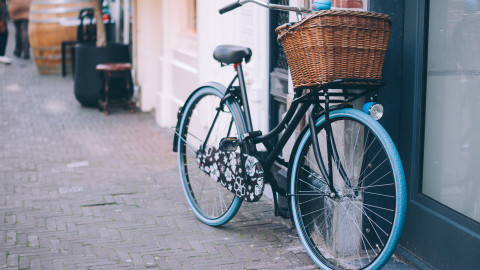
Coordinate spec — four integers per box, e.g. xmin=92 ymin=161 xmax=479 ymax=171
xmin=267 ymin=172 xmax=281 ymax=217
xmin=273 ymin=190 xmax=280 ymax=216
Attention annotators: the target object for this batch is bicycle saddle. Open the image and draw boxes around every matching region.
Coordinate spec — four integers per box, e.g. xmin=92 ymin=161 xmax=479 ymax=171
xmin=213 ymin=45 xmax=252 ymax=64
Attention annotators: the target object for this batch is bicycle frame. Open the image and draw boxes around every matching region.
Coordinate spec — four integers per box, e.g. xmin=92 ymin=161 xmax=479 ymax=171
xmin=219 ymin=63 xmax=385 ymax=199
xmin=172 ymin=0 xmax=389 ymax=213
xmin=174 ymin=2 xmax=406 ymax=268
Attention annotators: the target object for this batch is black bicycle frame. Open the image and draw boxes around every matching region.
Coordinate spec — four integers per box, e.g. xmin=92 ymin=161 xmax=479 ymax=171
xmin=210 ymin=63 xmax=384 ymax=197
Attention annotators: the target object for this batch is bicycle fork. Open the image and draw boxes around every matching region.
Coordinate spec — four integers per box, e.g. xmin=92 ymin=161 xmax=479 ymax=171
xmin=308 ymin=91 xmax=353 ymax=199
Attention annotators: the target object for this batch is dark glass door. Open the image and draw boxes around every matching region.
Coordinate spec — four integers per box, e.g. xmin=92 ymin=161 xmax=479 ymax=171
xmin=400 ymin=0 xmax=480 ymax=268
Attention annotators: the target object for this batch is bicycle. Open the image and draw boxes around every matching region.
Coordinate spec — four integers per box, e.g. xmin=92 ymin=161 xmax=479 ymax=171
xmin=173 ymin=1 xmax=406 ymax=269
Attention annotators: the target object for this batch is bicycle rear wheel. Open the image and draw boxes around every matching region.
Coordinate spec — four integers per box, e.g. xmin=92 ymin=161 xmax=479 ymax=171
xmin=289 ymin=108 xmax=406 ymax=269
xmin=177 ymin=86 xmax=245 ymax=226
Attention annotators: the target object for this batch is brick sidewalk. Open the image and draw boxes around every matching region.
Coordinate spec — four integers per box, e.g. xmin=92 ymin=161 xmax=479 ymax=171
xmin=0 ymin=25 xmax=413 ymax=269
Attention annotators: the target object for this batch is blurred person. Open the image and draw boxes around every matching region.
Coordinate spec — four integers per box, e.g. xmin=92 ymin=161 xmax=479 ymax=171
xmin=0 ymin=0 xmax=11 ymax=64
xmin=7 ymin=0 xmax=30 ymax=59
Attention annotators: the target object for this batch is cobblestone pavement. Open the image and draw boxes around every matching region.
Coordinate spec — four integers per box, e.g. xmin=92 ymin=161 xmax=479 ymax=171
xmin=0 ymin=26 xmax=413 ymax=270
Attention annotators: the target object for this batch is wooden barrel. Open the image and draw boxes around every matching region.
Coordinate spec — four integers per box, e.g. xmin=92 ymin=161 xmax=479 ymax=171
xmin=29 ymin=0 xmax=95 ymax=75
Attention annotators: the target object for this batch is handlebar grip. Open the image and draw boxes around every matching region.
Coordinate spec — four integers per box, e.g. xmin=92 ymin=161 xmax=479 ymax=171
xmin=219 ymin=1 xmax=242 ymax=14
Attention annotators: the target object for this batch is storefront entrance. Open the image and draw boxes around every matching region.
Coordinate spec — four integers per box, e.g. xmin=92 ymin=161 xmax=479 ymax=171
xmin=399 ymin=0 xmax=480 ymax=268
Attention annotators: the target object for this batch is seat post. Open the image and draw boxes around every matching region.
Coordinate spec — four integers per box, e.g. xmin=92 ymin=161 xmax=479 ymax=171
xmin=234 ymin=63 xmax=254 ymax=133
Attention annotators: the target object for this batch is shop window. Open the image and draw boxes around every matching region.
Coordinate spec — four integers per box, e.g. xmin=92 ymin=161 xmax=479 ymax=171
xmin=422 ymin=0 xmax=480 ymax=223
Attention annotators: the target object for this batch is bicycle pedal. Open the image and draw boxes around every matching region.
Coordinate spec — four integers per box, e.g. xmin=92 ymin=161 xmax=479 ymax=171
xmin=219 ymin=137 xmax=240 ymax=152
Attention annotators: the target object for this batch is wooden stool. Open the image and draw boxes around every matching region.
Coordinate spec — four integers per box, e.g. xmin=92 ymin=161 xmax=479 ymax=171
xmin=96 ymin=63 xmax=135 ymax=115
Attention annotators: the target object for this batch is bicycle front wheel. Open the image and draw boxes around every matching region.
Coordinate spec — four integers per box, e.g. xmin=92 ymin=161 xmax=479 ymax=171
xmin=177 ymin=85 xmax=245 ymax=226
xmin=289 ymin=108 xmax=406 ymax=269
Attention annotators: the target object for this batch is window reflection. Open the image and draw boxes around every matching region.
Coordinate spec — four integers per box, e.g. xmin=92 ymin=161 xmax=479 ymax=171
xmin=423 ymin=0 xmax=480 ymax=223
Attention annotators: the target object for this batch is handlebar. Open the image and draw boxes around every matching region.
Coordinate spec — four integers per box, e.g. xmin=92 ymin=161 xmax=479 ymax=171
xmin=219 ymin=1 xmax=242 ymax=14
xmin=219 ymin=0 xmax=312 ymax=15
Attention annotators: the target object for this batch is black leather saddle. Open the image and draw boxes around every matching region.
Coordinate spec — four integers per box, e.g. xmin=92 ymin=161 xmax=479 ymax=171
xmin=213 ymin=45 xmax=252 ymax=64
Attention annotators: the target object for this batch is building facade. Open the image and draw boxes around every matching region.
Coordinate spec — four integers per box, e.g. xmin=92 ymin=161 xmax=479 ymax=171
xmin=132 ymin=0 xmax=480 ymax=268
xmin=134 ymin=0 xmax=271 ymax=133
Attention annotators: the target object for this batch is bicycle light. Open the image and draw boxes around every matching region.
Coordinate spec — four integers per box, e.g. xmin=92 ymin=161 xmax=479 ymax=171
xmin=362 ymin=102 xmax=384 ymax=120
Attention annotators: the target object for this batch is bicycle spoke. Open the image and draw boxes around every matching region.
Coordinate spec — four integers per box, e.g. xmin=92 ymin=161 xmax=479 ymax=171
xmin=363 ymin=202 xmax=395 ymax=212
xmin=197 ymin=169 xmax=208 ymax=204
xmin=292 ymin=115 xmax=405 ymax=269
xmin=302 ymin=204 xmax=329 ymax=229
xmin=361 ymin=170 xmax=393 ymax=191
xmin=341 ymin=194 xmax=390 ymax=242
xmin=299 ymin=194 xmax=325 ymax=204
xmin=357 ymin=146 xmax=384 ymax=181
xmin=178 ymin=133 xmax=201 ymax=153
xmin=177 ymin=90 xmax=242 ymax=224
xmin=303 ymin=156 xmax=329 ymax=187
xmin=364 ymin=204 xmax=394 ymax=225
xmin=349 ymin=122 xmax=362 ymax=173
xmin=358 ymin=156 xmax=388 ymax=186
xmin=357 ymin=182 xmax=394 ymax=190
xmin=363 ymin=190 xmax=395 ymax=198
xmin=298 ymin=176 xmax=329 ymax=195
xmin=301 ymin=206 xmax=329 ymax=217
xmin=338 ymin=201 xmax=377 ymax=261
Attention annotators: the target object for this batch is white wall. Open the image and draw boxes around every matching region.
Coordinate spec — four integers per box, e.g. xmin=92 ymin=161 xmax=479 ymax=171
xmin=135 ymin=0 xmax=200 ymax=128
xmin=197 ymin=0 xmax=270 ymax=133
xmin=135 ymin=0 xmax=162 ymax=112
xmin=156 ymin=0 xmax=199 ymax=128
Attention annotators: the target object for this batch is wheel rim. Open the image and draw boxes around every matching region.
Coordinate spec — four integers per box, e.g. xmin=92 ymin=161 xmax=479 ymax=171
xmin=178 ymin=90 xmax=242 ymax=223
xmin=291 ymin=111 xmax=405 ymax=269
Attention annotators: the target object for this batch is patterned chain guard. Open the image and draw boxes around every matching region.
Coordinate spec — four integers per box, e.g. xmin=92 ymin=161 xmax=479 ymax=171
xmin=196 ymin=146 xmax=265 ymax=202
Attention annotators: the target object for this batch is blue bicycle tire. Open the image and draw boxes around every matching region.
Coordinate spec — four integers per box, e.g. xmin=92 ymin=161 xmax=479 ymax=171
xmin=177 ymin=85 xmax=245 ymax=226
xmin=289 ymin=108 xmax=406 ymax=269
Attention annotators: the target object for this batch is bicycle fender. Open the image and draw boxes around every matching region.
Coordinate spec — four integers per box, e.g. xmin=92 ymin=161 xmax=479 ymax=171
xmin=173 ymin=82 xmax=228 ymax=152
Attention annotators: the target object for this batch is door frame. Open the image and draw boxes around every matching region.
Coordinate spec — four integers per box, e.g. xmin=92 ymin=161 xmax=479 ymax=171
xmin=399 ymin=0 xmax=480 ymax=268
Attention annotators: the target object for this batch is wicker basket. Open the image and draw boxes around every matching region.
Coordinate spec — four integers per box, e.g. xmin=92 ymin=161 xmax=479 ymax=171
xmin=275 ymin=10 xmax=392 ymax=89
